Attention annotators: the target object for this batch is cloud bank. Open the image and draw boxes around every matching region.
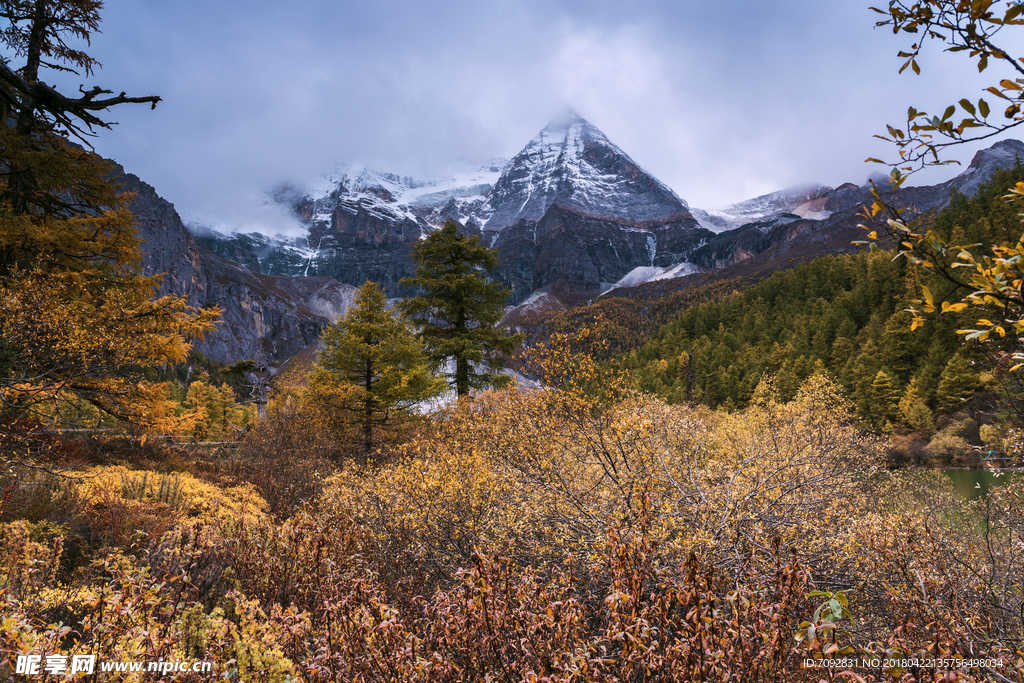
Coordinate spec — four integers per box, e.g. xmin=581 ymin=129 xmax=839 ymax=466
xmin=50 ymin=0 xmax=1022 ymax=230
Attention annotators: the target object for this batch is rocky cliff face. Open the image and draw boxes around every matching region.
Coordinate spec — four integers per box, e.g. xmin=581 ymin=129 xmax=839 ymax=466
xmin=492 ymin=206 xmax=708 ymax=304
xmin=120 ymin=167 xmax=356 ymax=365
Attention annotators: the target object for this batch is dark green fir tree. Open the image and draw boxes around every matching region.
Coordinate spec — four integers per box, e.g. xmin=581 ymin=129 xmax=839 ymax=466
xmin=935 ymin=354 xmax=978 ymax=415
xmin=400 ymin=221 xmax=523 ymax=397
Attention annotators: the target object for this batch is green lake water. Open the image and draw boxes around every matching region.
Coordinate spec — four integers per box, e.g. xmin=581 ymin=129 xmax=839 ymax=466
xmin=940 ymin=469 xmax=1020 ymax=499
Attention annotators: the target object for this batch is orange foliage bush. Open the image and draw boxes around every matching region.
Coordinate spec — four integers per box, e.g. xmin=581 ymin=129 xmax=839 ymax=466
xmin=3 ymin=373 xmax=1024 ymax=682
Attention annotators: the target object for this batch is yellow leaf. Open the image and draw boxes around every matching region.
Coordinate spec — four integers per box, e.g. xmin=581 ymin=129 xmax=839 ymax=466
xmin=984 ymin=295 xmax=1007 ymax=308
xmin=867 ymin=231 xmax=878 ymax=240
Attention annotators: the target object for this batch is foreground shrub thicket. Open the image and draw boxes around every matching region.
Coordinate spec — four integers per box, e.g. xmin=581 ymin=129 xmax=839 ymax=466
xmin=328 ymin=374 xmax=874 ymax=585
xmin=2 ymin=375 xmax=1023 ymax=681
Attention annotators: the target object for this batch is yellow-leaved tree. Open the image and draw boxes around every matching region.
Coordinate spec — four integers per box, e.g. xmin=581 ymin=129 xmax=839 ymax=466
xmin=0 ymin=0 xmax=219 ymax=470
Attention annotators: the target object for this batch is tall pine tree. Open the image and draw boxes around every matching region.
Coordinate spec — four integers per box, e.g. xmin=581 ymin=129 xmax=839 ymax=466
xmin=935 ymin=354 xmax=978 ymax=414
xmin=316 ymin=281 xmax=442 ymax=456
xmin=400 ymin=221 xmax=523 ymax=397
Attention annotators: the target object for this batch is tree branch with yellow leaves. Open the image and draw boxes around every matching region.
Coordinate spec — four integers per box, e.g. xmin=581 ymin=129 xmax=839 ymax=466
xmin=863 ymin=0 xmax=1024 ymax=368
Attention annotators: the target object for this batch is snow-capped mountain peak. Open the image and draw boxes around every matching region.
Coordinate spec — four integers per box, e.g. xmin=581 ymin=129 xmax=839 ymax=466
xmin=483 ymin=110 xmax=693 ymax=232
xmin=697 ymin=184 xmax=835 ymax=232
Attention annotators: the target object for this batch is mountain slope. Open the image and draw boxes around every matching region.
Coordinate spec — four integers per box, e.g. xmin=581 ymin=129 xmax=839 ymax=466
xmin=678 ymin=139 xmax=1024 ymax=273
xmin=121 ymin=169 xmax=356 ymax=365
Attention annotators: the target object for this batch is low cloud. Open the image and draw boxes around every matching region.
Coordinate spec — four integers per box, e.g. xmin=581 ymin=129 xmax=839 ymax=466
xmin=67 ymin=0 xmax=1019 ymax=229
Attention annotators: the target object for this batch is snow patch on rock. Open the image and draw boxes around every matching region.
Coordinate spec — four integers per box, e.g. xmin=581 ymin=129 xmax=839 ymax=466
xmin=604 ymin=261 xmax=702 ymax=292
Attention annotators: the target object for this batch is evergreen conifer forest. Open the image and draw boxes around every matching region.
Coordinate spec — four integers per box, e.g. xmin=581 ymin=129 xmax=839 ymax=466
xmin=4 ymin=1 xmax=1024 ymax=682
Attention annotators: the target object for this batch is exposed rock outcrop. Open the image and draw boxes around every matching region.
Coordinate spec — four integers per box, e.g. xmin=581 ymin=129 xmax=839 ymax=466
xmin=493 ymin=205 xmax=707 ymax=304
xmin=120 ymin=167 xmax=355 ymax=365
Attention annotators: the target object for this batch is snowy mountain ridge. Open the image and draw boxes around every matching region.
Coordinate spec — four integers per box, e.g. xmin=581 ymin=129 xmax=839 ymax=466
xmin=284 ymin=160 xmax=504 ymax=235
xmin=702 ymin=184 xmax=835 ymax=231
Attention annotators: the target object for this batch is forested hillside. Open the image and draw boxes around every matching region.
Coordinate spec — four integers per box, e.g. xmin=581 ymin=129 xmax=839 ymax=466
xmin=626 ymin=166 xmax=1024 ymax=436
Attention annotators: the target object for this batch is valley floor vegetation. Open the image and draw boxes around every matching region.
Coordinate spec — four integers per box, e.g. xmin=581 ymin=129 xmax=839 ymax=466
xmin=3 ymin=336 xmax=1024 ymax=681
xmin=6 ymin=128 xmax=1024 ymax=683
xmin=6 ymin=164 xmax=1024 ymax=682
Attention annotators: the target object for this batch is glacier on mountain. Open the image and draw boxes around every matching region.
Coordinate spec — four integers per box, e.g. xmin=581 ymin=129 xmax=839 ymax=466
xmin=702 ymin=184 xmax=834 ymax=231
xmin=604 ymin=262 xmax=702 ymax=292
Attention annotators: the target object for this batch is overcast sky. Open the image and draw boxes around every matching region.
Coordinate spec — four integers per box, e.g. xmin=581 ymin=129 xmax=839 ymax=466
xmin=29 ymin=0 xmax=1024 ymax=233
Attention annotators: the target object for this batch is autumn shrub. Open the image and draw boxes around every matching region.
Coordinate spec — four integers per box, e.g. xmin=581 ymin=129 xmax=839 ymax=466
xmin=0 ymin=466 xmax=280 ymax=681
xmin=686 ymin=375 xmax=878 ymax=568
xmin=76 ymin=464 xmax=264 ymax=521
xmin=161 ymin=497 xmax=823 ymax=682
xmin=923 ymin=414 xmax=981 ymax=466
xmin=322 ymin=404 xmax=524 ymax=587
xmin=0 ymin=468 xmax=84 ymax=525
xmin=70 ymin=430 xmax=191 ymax=470
xmin=887 ymin=433 xmax=931 ymax=467
xmin=207 ymin=492 xmax=1022 ymax=681
xmin=323 ymin=372 xmax=879 ymax=600
xmin=0 ymin=464 xmax=268 ymax=584
xmin=0 ymin=529 xmax=293 ymax=683
xmin=232 ymin=374 xmax=430 ymax=518
xmin=7 ymin=363 xmax=1024 ymax=682
xmin=839 ymin=471 xmax=1024 ymax=680
xmin=234 ymin=387 xmax=346 ymax=516
xmin=926 ymin=430 xmax=971 ymax=464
